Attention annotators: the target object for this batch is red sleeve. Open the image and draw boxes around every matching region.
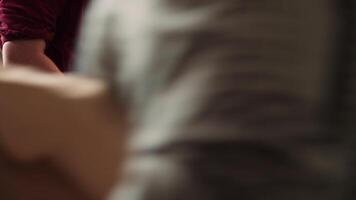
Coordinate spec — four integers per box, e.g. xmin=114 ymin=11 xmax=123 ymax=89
xmin=0 ymin=0 xmax=67 ymax=45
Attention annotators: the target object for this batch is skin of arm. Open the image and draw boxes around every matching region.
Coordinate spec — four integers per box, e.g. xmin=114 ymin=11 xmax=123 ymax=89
xmin=0 ymin=149 xmax=94 ymax=200
xmin=2 ymin=40 xmax=62 ymax=73
xmin=0 ymin=67 xmax=128 ymax=199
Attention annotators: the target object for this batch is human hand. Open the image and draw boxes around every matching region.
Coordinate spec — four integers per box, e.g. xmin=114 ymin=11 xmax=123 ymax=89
xmin=0 ymin=67 xmax=127 ymax=199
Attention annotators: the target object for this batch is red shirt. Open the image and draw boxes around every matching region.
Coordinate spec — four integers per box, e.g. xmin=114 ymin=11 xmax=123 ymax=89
xmin=0 ymin=0 xmax=88 ymax=72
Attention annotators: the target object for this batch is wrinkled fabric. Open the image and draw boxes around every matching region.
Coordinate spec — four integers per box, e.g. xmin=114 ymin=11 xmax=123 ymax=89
xmin=76 ymin=0 xmax=356 ymax=199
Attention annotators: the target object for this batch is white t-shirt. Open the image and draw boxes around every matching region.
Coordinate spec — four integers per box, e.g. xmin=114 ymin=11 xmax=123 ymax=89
xmin=75 ymin=0 xmax=355 ymax=199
